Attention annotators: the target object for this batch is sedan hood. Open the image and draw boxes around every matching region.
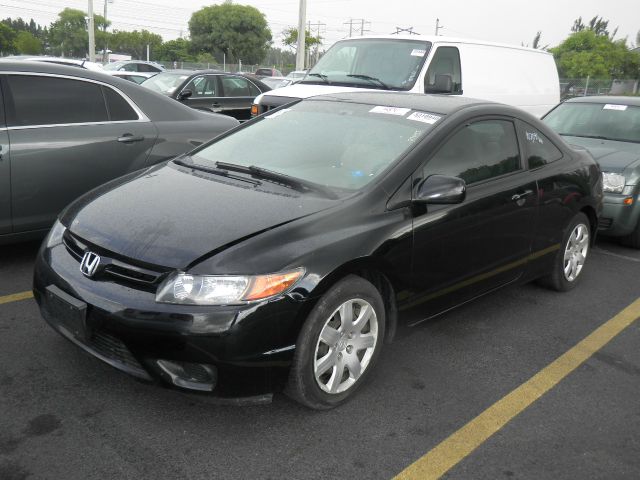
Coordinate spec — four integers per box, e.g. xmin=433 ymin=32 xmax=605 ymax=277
xmin=565 ymin=136 xmax=640 ymax=173
xmin=66 ymin=163 xmax=338 ymax=269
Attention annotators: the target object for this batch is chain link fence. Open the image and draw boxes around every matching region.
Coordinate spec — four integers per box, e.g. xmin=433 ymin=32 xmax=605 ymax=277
xmin=155 ymin=61 xmax=260 ymax=73
xmin=560 ymin=78 xmax=639 ymax=101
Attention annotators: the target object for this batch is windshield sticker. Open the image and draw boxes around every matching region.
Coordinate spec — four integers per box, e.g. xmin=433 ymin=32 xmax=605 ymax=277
xmin=370 ymin=106 xmax=411 ymax=116
xmin=408 ymin=130 xmax=423 ymax=143
xmin=526 ymin=131 xmax=544 ymax=144
xmin=266 ymin=108 xmax=291 ymax=119
xmin=410 ymin=49 xmax=427 ymax=57
xmin=603 ymin=104 xmax=628 ymax=111
xmin=406 ymin=111 xmax=442 ymax=124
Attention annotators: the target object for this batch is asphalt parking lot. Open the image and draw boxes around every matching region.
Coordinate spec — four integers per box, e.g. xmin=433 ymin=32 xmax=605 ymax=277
xmin=1 ymin=237 xmax=639 ymax=480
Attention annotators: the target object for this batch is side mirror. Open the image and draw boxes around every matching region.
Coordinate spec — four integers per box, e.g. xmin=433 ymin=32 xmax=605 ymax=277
xmin=178 ymin=89 xmax=193 ymax=100
xmin=415 ymin=175 xmax=466 ymax=204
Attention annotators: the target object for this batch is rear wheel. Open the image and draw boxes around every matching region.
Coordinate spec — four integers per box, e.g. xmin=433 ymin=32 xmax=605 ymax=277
xmin=539 ymin=212 xmax=591 ymax=292
xmin=285 ymin=275 xmax=385 ymax=410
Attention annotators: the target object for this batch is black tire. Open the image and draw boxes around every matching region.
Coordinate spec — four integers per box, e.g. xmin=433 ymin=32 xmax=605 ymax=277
xmin=620 ymin=220 xmax=640 ymax=249
xmin=285 ymin=275 xmax=386 ymax=410
xmin=539 ymin=212 xmax=591 ymax=292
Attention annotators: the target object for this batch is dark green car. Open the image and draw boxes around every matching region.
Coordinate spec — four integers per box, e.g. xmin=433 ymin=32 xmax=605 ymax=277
xmin=544 ymin=96 xmax=640 ymax=248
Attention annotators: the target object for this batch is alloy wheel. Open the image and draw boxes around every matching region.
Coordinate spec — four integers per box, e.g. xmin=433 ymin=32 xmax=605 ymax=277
xmin=563 ymin=223 xmax=589 ymax=282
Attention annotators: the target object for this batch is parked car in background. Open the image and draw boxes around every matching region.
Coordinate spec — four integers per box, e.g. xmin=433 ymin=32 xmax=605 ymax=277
xmin=4 ymin=55 xmax=104 ymax=71
xmin=141 ymin=70 xmax=270 ymax=121
xmin=109 ymin=71 xmax=157 ymax=84
xmin=254 ymin=67 xmax=283 ymax=77
xmin=543 ymin=96 xmax=640 ymax=247
xmin=253 ymin=35 xmax=560 ymax=118
xmin=34 ymin=92 xmax=601 ymax=409
xmin=104 ymin=60 xmax=165 ymax=73
xmin=260 ymin=76 xmax=293 ymax=89
xmin=0 ymin=61 xmax=238 ymax=244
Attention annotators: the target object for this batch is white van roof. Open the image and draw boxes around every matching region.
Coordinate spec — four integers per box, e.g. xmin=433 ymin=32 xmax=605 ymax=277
xmin=339 ymin=34 xmax=553 ymax=56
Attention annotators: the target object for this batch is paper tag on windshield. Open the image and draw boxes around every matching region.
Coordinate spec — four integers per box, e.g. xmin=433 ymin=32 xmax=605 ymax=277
xmin=603 ymin=104 xmax=627 ymax=111
xmin=407 ymin=111 xmax=441 ymax=124
xmin=370 ymin=106 xmax=411 ymax=116
xmin=411 ymin=49 xmax=427 ymax=57
xmin=266 ymin=108 xmax=290 ymax=118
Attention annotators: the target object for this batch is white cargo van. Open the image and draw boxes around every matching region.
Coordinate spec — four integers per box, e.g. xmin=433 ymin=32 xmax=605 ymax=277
xmin=253 ymin=35 xmax=559 ymax=118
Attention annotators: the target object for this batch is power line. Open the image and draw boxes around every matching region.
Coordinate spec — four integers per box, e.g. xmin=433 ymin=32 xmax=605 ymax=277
xmin=343 ymin=18 xmax=370 ymax=37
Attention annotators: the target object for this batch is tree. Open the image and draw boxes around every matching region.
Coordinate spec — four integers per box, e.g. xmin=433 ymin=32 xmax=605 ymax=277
xmin=281 ymin=27 xmax=321 ymax=51
xmin=531 ymin=31 xmax=549 ymax=50
xmin=550 ymin=30 xmax=639 ymax=78
xmin=109 ymin=29 xmax=162 ymax=59
xmin=14 ymin=31 xmax=42 ymax=54
xmin=0 ymin=23 xmax=16 ymax=54
xmin=48 ymin=8 xmax=108 ymax=57
xmin=189 ymin=1 xmax=272 ymax=64
xmin=570 ymin=15 xmax=617 ymax=40
xmin=155 ymin=38 xmax=195 ymax=62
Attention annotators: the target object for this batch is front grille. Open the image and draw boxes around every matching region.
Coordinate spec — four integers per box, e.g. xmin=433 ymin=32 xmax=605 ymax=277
xmin=63 ymin=230 xmax=168 ymax=291
xmin=89 ymin=330 xmax=148 ymax=378
xmin=598 ymin=217 xmax=613 ymax=230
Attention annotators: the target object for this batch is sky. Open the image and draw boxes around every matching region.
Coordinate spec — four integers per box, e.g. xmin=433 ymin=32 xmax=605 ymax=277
xmin=3 ymin=0 xmax=639 ymax=51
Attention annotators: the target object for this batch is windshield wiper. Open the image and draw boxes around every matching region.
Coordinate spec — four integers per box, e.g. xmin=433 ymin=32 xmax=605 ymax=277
xmin=173 ymin=158 xmax=261 ymax=185
xmin=304 ymin=73 xmax=330 ymax=84
xmin=558 ymin=133 xmax=609 ymax=140
xmin=346 ymin=74 xmax=390 ymax=90
xmin=215 ymin=161 xmax=338 ymax=199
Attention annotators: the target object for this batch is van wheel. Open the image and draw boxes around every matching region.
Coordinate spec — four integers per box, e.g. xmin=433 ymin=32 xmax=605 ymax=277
xmin=285 ymin=275 xmax=385 ymax=410
xmin=539 ymin=212 xmax=591 ymax=292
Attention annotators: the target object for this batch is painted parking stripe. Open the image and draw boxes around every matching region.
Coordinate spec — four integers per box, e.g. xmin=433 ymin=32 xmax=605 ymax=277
xmin=0 ymin=291 xmax=34 ymax=305
xmin=594 ymin=247 xmax=640 ymax=263
xmin=394 ymin=296 xmax=640 ymax=480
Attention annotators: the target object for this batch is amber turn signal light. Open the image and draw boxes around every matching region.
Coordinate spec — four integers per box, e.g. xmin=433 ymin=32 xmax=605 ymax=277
xmin=251 ymin=104 xmax=259 ymax=116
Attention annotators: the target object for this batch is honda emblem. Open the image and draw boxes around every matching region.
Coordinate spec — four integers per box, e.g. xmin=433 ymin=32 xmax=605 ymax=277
xmin=80 ymin=251 xmax=101 ymax=278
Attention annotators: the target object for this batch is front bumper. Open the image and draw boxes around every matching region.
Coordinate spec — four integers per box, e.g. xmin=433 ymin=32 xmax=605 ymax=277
xmin=33 ymin=239 xmax=310 ymax=397
xmin=597 ymin=192 xmax=640 ymax=237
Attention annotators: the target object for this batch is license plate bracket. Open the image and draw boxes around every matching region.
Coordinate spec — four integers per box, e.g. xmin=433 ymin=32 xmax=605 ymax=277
xmin=45 ymin=285 xmax=88 ymax=341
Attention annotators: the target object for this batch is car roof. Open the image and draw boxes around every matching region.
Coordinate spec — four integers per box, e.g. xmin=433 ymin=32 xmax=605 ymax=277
xmin=306 ymin=91 xmax=495 ymax=115
xmin=563 ymin=96 xmax=640 ymax=107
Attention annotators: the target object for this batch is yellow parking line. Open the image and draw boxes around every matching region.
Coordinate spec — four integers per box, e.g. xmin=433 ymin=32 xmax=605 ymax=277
xmin=0 ymin=290 xmax=34 ymax=305
xmin=394 ymin=297 xmax=640 ymax=480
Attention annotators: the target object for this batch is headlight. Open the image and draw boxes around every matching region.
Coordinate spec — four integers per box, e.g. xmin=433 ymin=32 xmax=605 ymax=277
xmin=46 ymin=220 xmax=66 ymax=247
xmin=602 ymin=172 xmax=625 ymax=193
xmin=156 ymin=268 xmax=304 ymax=305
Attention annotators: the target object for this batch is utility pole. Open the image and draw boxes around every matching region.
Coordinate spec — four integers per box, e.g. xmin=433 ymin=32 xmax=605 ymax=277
xmin=307 ymin=20 xmax=325 ymax=65
xmin=103 ymin=0 xmax=113 ymax=63
xmin=435 ymin=18 xmax=444 ymax=36
xmin=88 ymin=0 xmax=95 ymax=62
xmin=392 ymin=26 xmax=419 ymax=35
xmin=344 ymin=19 xmax=369 ymax=37
xmin=295 ymin=0 xmax=307 ymax=70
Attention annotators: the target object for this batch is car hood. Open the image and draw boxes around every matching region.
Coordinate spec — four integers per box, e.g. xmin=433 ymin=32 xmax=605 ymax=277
xmin=65 ymin=162 xmax=339 ymax=269
xmin=255 ymin=83 xmax=384 ymax=102
xmin=564 ymin=136 xmax=640 ymax=173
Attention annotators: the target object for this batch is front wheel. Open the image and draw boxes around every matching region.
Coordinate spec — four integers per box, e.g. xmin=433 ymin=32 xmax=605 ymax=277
xmin=285 ymin=275 xmax=385 ymax=410
xmin=539 ymin=212 xmax=591 ymax=292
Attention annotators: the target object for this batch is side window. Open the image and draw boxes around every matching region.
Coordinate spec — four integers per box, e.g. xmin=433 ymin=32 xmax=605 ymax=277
xmin=183 ymin=76 xmax=214 ymax=97
xmin=122 ymin=63 xmax=138 ymax=72
xmin=424 ymin=47 xmax=462 ymax=94
xmin=7 ymin=75 xmax=108 ymax=127
xmin=102 ymin=87 xmax=139 ymax=121
xmin=522 ymin=124 xmax=563 ymax=168
xmin=221 ymin=76 xmax=252 ymax=97
xmin=247 ymin=80 xmax=261 ymax=96
xmin=424 ymin=120 xmax=521 ymax=185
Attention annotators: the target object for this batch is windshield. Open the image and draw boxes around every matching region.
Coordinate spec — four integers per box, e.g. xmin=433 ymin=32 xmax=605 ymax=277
xmin=141 ymin=72 xmax=189 ymax=95
xmin=544 ymin=102 xmax=640 ymax=143
xmin=191 ymin=100 xmax=442 ymax=191
xmin=103 ymin=62 xmax=124 ymax=71
xmin=301 ymin=39 xmax=431 ymax=91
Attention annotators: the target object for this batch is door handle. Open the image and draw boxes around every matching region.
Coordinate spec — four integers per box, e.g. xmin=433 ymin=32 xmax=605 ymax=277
xmin=0 ymin=145 xmax=3 ymax=160
xmin=117 ymin=134 xmax=144 ymax=143
xmin=511 ymin=190 xmax=534 ymax=203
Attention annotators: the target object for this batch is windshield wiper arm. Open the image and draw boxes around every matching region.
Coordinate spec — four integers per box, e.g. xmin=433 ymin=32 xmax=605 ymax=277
xmin=305 ymin=73 xmax=330 ymax=84
xmin=173 ymin=158 xmax=261 ymax=185
xmin=558 ymin=133 xmax=609 ymax=140
xmin=346 ymin=74 xmax=390 ymax=90
xmin=215 ymin=161 xmax=338 ymax=199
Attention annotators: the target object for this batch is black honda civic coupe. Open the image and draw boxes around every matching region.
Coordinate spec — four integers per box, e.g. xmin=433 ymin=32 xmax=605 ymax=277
xmin=34 ymin=92 xmax=603 ymax=409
